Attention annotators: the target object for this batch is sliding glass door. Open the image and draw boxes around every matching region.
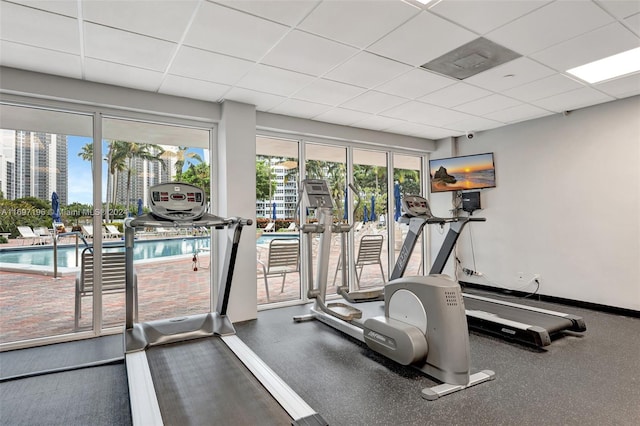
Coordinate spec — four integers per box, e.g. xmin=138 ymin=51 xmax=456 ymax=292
xmin=0 ymin=104 xmax=94 ymax=345
xmin=255 ymin=136 xmax=300 ymax=305
xmin=393 ymin=153 xmax=424 ymax=277
xmin=102 ymin=117 xmax=212 ymax=324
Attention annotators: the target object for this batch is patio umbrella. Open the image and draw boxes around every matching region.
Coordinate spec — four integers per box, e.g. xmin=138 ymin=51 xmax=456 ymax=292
xmin=394 ymin=183 xmax=401 ymax=221
xmin=137 ymin=198 xmax=143 ymax=216
xmin=51 ymin=192 xmax=61 ymax=223
xmin=363 ymin=205 xmax=369 ymax=223
xmin=272 ymin=202 xmax=277 ymax=221
xmin=369 ymin=195 xmax=376 ymax=222
xmin=343 ymin=188 xmax=348 ymax=221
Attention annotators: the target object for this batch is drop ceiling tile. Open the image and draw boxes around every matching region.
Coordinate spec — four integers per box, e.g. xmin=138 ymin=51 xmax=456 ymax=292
xmin=454 ymin=94 xmax=521 ymax=115
xmin=292 ymin=79 xmax=364 ymax=106
xmin=223 ymin=87 xmax=287 ymax=111
xmin=595 ymin=0 xmax=640 ymax=19
xmin=486 ymin=1 xmax=614 ymax=55
xmin=84 ymin=23 xmax=176 ymax=72
xmin=531 ymin=87 xmax=615 ymax=113
xmin=261 ymin=30 xmax=357 ymax=76
xmin=464 ymin=57 xmax=555 ymax=92
xmin=625 ymin=13 xmax=640 ymax=36
xmin=298 ymin=1 xmax=419 ymax=48
xmin=324 ymin=52 xmax=412 ymax=88
xmin=84 ymin=58 xmax=165 ymax=91
xmin=236 ymin=64 xmax=316 ymax=96
xmin=375 ymin=68 xmax=456 ymax=99
xmin=380 ymin=100 xmax=474 ymax=127
xmin=82 ymin=0 xmax=198 ymax=42
xmin=367 ymin=11 xmax=477 ymax=66
xmin=531 ymin=23 xmax=639 ymax=72
xmin=351 ymin=115 xmax=409 ymax=132
xmin=418 ymin=83 xmax=492 ymax=108
xmin=430 ymin=0 xmax=549 ymax=35
xmin=384 ymin=122 xmax=450 ymax=139
xmin=0 ymin=2 xmax=79 ymax=54
xmin=503 ymin=74 xmax=585 ymax=102
xmin=594 ymin=73 xmax=640 ymax=98
xmin=159 ymin=75 xmax=231 ymax=102
xmin=268 ymin=98 xmax=331 ymax=119
xmin=169 ymin=46 xmax=254 ymax=85
xmin=340 ymin=91 xmax=408 ymax=114
xmin=313 ymin=108 xmax=372 ymax=126
xmin=8 ymin=0 xmax=77 ymax=17
xmin=217 ymin=0 xmax=320 ymax=26
xmin=444 ymin=116 xmax=504 ymax=132
xmin=484 ymin=103 xmax=553 ymax=124
xmin=184 ymin=1 xmax=289 ymax=61
xmin=0 ymin=40 xmax=82 ymax=79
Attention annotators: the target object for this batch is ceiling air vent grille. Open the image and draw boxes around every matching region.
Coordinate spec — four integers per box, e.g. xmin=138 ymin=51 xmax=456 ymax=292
xmin=421 ymin=37 xmax=521 ymax=80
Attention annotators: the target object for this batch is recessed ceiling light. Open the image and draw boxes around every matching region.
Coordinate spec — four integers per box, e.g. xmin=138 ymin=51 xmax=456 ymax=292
xmin=567 ymin=47 xmax=640 ymax=84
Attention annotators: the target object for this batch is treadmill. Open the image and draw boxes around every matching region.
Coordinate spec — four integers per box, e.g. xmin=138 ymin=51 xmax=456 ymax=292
xmin=390 ymin=195 xmax=586 ymax=348
xmin=124 ymin=182 xmax=326 ymax=425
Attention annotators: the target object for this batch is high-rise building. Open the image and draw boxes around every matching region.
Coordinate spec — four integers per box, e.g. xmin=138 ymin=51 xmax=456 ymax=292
xmin=0 ymin=130 xmax=67 ymax=204
xmin=112 ymin=144 xmax=171 ymax=208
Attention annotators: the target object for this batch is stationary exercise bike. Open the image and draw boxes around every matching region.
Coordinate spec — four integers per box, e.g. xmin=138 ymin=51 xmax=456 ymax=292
xmin=294 ymin=179 xmax=495 ymax=400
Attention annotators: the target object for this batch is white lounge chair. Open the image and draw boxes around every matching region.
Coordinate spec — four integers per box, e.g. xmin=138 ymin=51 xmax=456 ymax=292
xmin=81 ymin=224 xmax=94 ymax=238
xmin=104 ymin=225 xmax=123 ymax=238
xmin=263 ymin=222 xmax=275 ymax=232
xmin=285 ymin=222 xmax=297 ymax=232
xmin=17 ymin=226 xmax=49 ymax=245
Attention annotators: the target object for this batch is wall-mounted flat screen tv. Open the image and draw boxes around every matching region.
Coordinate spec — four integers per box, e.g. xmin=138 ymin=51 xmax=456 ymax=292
xmin=429 ymin=153 xmax=496 ymax=193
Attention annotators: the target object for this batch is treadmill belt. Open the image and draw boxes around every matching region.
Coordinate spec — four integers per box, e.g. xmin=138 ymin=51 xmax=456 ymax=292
xmin=464 ymin=296 xmax=574 ymax=333
xmin=146 ymin=337 xmax=291 ymax=425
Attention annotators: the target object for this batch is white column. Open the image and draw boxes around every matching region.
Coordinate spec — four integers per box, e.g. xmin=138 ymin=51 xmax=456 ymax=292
xmin=217 ymin=100 xmax=257 ymax=322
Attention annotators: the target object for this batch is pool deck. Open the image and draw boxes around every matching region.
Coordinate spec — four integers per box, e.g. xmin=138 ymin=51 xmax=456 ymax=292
xmin=1 ymin=227 xmax=422 ymax=345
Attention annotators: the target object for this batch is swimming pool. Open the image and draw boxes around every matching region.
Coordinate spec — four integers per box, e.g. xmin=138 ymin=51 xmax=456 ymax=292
xmin=256 ymin=233 xmax=299 ymax=245
xmin=0 ymin=237 xmax=210 ymax=268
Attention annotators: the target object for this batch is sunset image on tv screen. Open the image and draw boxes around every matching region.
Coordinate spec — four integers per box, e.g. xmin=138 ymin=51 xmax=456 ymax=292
xmin=429 ymin=153 xmax=496 ymax=193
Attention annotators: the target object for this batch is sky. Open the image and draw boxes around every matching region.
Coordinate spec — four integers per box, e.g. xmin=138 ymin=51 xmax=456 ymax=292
xmin=66 ymin=136 xmax=204 ymax=205
xmin=429 ymin=153 xmax=495 ymax=175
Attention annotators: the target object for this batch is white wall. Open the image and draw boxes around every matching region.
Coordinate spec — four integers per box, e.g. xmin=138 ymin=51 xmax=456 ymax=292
xmin=432 ymin=96 xmax=640 ymax=310
xmin=217 ymin=101 xmax=258 ymax=322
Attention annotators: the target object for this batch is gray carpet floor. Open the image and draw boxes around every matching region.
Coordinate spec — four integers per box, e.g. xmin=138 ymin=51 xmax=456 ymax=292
xmin=1 ymin=296 xmax=638 ymax=425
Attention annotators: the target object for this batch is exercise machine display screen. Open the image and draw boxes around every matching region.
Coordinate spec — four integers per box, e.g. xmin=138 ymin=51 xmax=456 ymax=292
xmin=402 ymin=195 xmax=432 ymax=217
xmin=303 ymin=179 xmax=334 ymax=209
xmin=149 ymin=182 xmax=207 ymax=220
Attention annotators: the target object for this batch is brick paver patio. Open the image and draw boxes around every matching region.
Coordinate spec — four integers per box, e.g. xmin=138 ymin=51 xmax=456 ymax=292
xmin=1 ymin=229 xmax=423 ymax=345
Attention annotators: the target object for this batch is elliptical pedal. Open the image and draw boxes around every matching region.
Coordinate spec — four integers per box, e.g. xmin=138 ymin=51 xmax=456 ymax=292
xmin=326 ymin=302 xmax=362 ymax=321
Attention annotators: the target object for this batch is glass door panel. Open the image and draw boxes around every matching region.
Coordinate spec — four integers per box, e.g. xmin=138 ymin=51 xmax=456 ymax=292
xmin=393 ymin=154 xmax=424 ymax=277
xmin=304 ymin=144 xmax=347 ymax=297
xmin=353 ymin=149 xmax=389 ymax=290
xmin=256 ymin=136 xmax=300 ymax=305
xmin=102 ymin=117 xmax=211 ymax=324
xmin=0 ymin=104 xmax=94 ymax=344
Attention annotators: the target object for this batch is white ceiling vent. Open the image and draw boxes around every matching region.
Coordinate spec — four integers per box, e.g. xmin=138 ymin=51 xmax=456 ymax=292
xmin=421 ymin=37 xmax=521 ymax=80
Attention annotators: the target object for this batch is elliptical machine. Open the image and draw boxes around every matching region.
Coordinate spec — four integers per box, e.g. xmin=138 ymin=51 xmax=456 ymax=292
xmin=294 ymin=179 xmax=495 ymax=400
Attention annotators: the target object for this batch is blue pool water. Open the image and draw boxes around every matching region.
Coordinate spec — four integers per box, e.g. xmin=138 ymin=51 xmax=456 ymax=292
xmin=0 ymin=237 xmax=210 ymax=268
xmin=256 ymin=233 xmax=299 ymax=245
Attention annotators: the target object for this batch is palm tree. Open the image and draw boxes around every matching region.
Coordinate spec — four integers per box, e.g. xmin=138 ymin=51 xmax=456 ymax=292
xmin=121 ymin=143 xmax=166 ymax=213
xmin=166 ymin=146 xmax=203 ymax=181
xmin=77 ymin=143 xmax=93 ymax=174
xmin=104 ymin=141 xmax=128 ymax=222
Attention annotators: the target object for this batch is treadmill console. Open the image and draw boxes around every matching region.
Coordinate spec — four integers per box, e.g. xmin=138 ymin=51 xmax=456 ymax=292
xmin=302 ymin=179 xmax=334 ymax=209
xmin=149 ymin=182 xmax=206 ymax=221
xmin=402 ymin=195 xmax=434 ymax=218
